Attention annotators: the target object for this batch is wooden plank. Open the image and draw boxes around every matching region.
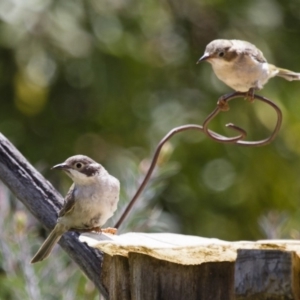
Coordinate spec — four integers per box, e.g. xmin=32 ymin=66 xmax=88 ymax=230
xmin=234 ymin=249 xmax=300 ymax=300
xmin=129 ymin=253 xmax=234 ymax=300
xmin=101 ymin=254 xmax=131 ymax=300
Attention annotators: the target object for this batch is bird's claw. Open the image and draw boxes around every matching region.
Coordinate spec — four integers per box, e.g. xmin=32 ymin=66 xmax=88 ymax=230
xmin=101 ymin=227 xmax=117 ymax=235
xmin=217 ymin=96 xmax=230 ymax=111
xmin=244 ymin=88 xmax=255 ymax=103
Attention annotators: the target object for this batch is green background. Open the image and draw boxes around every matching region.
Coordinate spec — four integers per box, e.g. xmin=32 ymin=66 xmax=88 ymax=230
xmin=1 ymin=0 xmax=300 ymax=298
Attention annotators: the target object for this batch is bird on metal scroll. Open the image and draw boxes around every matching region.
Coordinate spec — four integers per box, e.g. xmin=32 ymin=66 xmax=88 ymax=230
xmin=198 ymin=39 xmax=300 ymax=102
xmin=31 ymin=155 xmax=120 ymax=263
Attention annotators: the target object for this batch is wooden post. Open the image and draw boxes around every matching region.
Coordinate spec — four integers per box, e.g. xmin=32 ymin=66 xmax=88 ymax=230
xmin=235 ymin=249 xmax=300 ymax=300
xmin=99 ymin=249 xmax=300 ymax=300
xmin=128 ymin=253 xmax=234 ymax=300
xmin=83 ymin=233 xmax=300 ymax=300
xmin=101 ymin=254 xmax=131 ymax=300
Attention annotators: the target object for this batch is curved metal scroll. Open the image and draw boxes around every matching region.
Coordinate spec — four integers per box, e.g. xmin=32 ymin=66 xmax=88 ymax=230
xmin=202 ymin=92 xmax=282 ymax=146
xmin=114 ymin=92 xmax=282 ymax=229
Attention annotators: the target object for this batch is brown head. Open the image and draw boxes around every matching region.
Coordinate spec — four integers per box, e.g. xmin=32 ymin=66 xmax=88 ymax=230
xmin=197 ymin=39 xmax=266 ymax=65
xmin=197 ymin=39 xmax=239 ymax=64
xmin=52 ymin=155 xmax=106 ymax=184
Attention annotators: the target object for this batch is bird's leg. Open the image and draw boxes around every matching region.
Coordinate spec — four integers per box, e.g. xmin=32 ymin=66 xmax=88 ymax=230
xmin=244 ymin=88 xmax=255 ymax=103
xmin=69 ymin=226 xmax=102 ymax=233
xmin=69 ymin=226 xmax=117 ymax=235
xmin=89 ymin=226 xmax=102 ymax=233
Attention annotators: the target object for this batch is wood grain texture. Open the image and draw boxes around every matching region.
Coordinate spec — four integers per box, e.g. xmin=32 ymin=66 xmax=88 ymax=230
xmin=128 ymin=253 xmax=234 ymax=300
xmin=99 ymin=243 xmax=300 ymax=299
xmin=102 ymin=253 xmax=131 ymax=300
xmin=0 ymin=133 xmax=108 ymax=298
xmin=235 ymin=249 xmax=300 ymax=300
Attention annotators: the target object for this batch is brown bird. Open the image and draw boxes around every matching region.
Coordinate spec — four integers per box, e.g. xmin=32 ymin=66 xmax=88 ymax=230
xmin=198 ymin=39 xmax=300 ymax=93
xmin=31 ymin=155 xmax=120 ymax=263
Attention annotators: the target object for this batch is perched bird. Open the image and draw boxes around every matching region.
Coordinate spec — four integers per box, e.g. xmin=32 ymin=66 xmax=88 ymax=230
xmin=198 ymin=39 xmax=300 ymax=93
xmin=31 ymin=155 xmax=120 ymax=263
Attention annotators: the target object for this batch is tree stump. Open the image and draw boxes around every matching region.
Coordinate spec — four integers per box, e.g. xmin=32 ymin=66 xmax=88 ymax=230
xmin=81 ymin=233 xmax=300 ymax=300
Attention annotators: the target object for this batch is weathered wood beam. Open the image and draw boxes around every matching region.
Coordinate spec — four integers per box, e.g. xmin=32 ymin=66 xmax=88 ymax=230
xmin=129 ymin=253 xmax=234 ymax=300
xmin=102 ymin=254 xmax=131 ymax=300
xmin=0 ymin=133 xmax=108 ymax=298
xmin=101 ymin=252 xmax=234 ymax=300
xmin=235 ymin=249 xmax=300 ymax=300
xmin=95 ymin=234 xmax=300 ymax=300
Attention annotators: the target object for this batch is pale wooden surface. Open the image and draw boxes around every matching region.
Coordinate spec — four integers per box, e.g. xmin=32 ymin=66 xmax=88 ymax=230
xmin=80 ymin=232 xmax=300 ymax=264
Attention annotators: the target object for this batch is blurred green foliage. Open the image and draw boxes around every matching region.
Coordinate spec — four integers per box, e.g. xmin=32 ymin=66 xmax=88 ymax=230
xmin=1 ymin=0 xmax=300 ymax=298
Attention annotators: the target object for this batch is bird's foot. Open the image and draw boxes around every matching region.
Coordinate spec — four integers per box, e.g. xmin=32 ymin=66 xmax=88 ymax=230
xmin=217 ymin=95 xmax=230 ymax=111
xmin=101 ymin=227 xmax=117 ymax=235
xmin=90 ymin=226 xmax=102 ymax=233
xmin=69 ymin=227 xmax=117 ymax=235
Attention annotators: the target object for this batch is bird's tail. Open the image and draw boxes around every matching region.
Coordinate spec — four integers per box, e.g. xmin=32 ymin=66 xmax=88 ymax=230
xmin=31 ymin=224 xmax=65 ymax=263
xmin=275 ymin=66 xmax=300 ymax=81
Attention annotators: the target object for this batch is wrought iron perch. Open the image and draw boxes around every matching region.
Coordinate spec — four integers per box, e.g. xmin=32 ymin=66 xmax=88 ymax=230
xmin=202 ymin=92 xmax=282 ymax=146
xmin=115 ymin=92 xmax=282 ymax=229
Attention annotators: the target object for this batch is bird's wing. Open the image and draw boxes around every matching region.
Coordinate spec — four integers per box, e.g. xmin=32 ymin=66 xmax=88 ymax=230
xmin=232 ymin=40 xmax=267 ymax=63
xmin=58 ymin=184 xmax=76 ymax=217
xmin=245 ymin=43 xmax=267 ymax=63
xmin=245 ymin=47 xmax=267 ymax=63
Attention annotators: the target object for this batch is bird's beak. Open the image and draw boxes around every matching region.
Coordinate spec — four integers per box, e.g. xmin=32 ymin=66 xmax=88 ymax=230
xmin=51 ymin=163 xmax=70 ymax=170
xmin=197 ymin=53 xmax=211 ymax=64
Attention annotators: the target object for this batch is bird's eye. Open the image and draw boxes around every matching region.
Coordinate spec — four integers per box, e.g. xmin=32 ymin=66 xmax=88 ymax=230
xmin=75 ymin=163 xmax=82 ymax=169
xmin=218 ymin=52 xmax=225 ymax=57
